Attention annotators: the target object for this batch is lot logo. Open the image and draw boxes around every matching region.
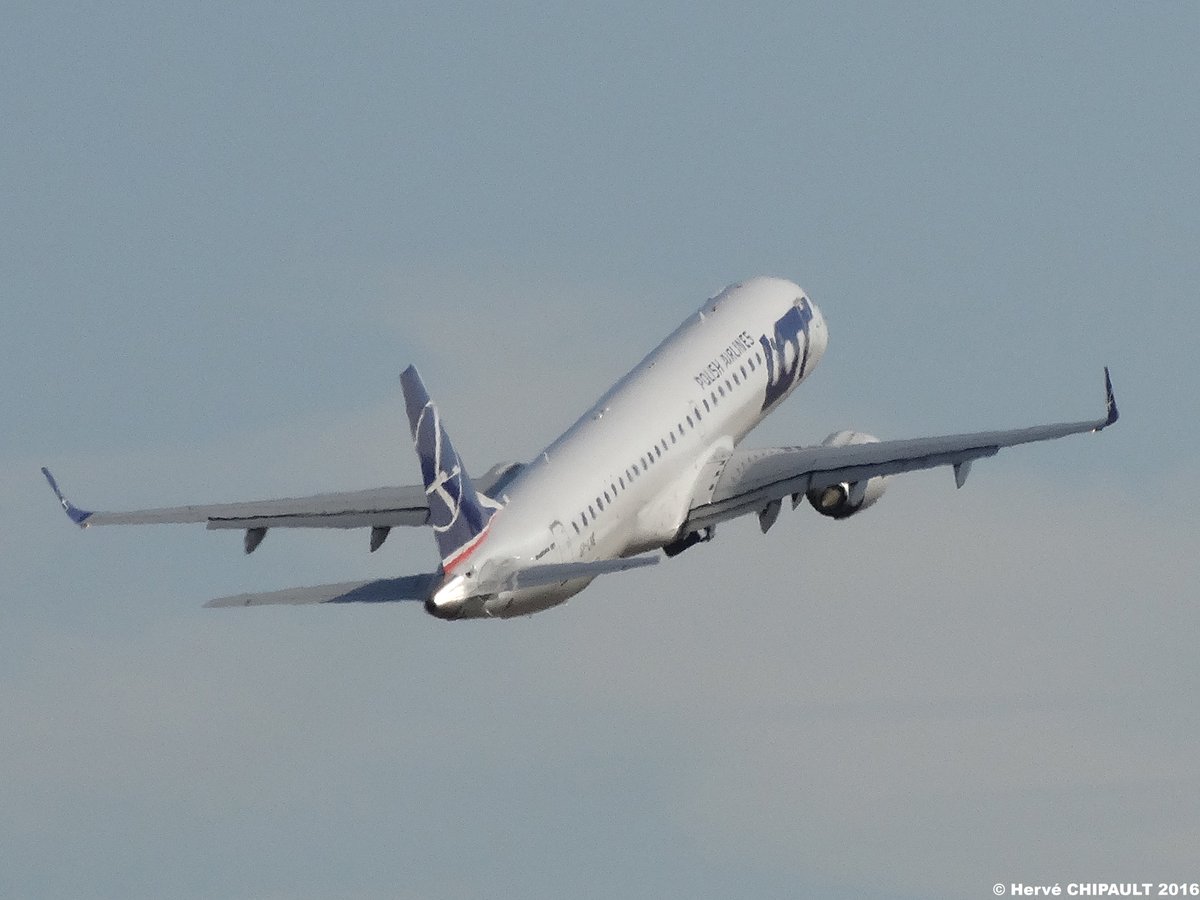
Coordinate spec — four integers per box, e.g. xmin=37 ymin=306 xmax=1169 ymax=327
xmin=760 ymin=297 xmax=814 ymax=410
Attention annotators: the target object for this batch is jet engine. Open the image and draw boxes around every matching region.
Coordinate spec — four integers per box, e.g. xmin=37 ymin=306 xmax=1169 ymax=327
xmin=806 ymin=430 xmax=888 ymax=519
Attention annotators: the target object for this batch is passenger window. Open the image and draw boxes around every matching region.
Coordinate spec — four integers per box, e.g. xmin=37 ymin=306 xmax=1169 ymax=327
xmin=733 ymin=373 xmax=740 ymax=385
xmin=740 ymin=365 xmax=747 ymax=378
xmin=572 ymin=522 xmax=580 ymax=534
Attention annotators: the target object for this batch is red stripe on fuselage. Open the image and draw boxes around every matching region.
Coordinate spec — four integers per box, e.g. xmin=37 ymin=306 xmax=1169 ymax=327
xmin=442 ymin=519 xmax=493 ymax=574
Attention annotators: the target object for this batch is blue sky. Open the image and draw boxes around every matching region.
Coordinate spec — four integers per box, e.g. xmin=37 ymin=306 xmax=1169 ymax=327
xmin=3 ymin=3 xmax=1198 ymax=898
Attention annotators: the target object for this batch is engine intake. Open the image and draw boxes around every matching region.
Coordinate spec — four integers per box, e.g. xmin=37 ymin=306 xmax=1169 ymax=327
xmin=805 ymin=430 xmax=888 ymax=519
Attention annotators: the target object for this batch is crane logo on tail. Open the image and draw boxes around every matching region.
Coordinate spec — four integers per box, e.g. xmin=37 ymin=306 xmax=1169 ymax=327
xmin=414 ymin=403 xmax=465 ymax=533
xmin=400 ymin=365 xmax=495 ymax=570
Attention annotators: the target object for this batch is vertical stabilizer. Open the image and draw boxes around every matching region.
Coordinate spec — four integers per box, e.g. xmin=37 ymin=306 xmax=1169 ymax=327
xmin=400 ymin=366 xmax=495 ymax=572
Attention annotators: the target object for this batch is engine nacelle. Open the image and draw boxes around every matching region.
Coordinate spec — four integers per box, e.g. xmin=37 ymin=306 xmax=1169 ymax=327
xmin=806 ymin=430 xmax=888 ymax=519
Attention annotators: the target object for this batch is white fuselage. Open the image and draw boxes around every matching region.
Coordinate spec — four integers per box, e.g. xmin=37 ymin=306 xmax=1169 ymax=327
xmin=431 ymin=277 xmax=828 ymax=618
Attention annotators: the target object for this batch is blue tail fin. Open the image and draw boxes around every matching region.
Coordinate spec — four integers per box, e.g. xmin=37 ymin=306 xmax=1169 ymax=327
xmin=400 ymin=366 xmax=495 ymax=572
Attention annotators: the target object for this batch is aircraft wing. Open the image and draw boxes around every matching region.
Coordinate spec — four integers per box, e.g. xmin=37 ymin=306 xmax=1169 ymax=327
xmin=683 ymin=369 xmax=1118 ymax=533
xmin=42 ymin=462 xmax=522 ymax=534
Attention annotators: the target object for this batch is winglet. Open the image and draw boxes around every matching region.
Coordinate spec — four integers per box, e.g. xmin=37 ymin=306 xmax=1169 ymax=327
xmin=1097 ymin=366 xmax=1119 ymax=431
xmin=41 ymin=467 xmax=94 ymax=527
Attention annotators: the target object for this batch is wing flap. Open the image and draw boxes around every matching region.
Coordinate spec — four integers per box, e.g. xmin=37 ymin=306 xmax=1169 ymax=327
xmin=74 ymin=486 xmax=430 ymax=529
xmin=202 ymin=486 xmax=430 ymax=530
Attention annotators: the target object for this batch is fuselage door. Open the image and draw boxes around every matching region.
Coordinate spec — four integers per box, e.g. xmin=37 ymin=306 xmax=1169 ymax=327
xmin=545 ymin=519 xmax=569 ymax=564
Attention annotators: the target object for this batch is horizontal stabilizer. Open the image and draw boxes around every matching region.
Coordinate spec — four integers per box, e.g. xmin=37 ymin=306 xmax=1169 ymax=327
xmin=517 ymin=554 xmax=659 ymax=588
xmin=206 ymin=573 xmax=439 ymax=608
xmin=483 ymin=554 xmax=660 ymax=593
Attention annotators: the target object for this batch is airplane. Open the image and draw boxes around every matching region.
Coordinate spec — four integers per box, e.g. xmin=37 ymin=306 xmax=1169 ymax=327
xmin=43 ymin=276 xmax=1118 ymax=619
